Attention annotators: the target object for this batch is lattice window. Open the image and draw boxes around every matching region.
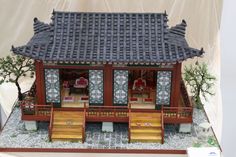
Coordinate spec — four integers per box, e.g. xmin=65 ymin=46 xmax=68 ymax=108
xmin=89 ymin=70 xmax=104 ymax=104
xmin=113 ymin=70 xmax=129 ymax=105
xmin=44 ymin=69 xmax=60 ymax=103
xmin=156 ymin=71 xmax=172 ymax=106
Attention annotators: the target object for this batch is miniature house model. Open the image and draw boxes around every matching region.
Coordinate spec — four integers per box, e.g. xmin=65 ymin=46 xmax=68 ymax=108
xmin=12 ymin=11 xmax=203 ymax=143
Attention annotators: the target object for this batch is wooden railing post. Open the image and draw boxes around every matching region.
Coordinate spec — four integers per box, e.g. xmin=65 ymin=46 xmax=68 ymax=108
xmin=48 ymin=106 xmax=54 ymax=142
xmin=128 ymin=103 xmax=131 ymax=143
xmin=161 ymin=105 xmax=164 ymax=144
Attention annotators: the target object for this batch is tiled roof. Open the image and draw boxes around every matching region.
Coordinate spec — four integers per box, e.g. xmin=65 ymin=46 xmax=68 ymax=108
xmin=12 ymin=11 xmax=204 ymax=64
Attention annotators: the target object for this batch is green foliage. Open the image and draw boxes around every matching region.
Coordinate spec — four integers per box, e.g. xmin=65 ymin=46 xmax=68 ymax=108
xmin=183 ymin=62 xmax=216 ymax=109
xmin=207 ymin=136 xmax=219 ymax=147
xmin=0 ymin=54 xmax=35 ymax=100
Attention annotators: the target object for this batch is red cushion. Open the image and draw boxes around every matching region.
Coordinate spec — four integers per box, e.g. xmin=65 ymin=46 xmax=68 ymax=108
xmin=144 ymin=98 xmax=153 ymax=102
xmin=130 ymin=97 xmax=138 ymax=101
xmin=134 ymin=79 xmax=145 ymax=87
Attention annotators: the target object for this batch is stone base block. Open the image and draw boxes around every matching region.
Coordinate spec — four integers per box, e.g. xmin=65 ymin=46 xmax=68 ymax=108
xmin=179 ymin=123 xmax=192 ymax=133
xmin=102 ymin=122 xmax=113 ymax=132
xmin=24 ymin=121 xmax=37 ymax=131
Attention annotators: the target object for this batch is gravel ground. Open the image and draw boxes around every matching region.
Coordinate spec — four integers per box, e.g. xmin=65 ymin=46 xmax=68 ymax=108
xmin=0 ymin=107 xmax=219 ymax=149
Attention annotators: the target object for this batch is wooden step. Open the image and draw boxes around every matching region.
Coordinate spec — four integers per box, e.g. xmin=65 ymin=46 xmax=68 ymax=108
xmin=51 ymin=110 xmax=85 ymax=142
xmin=131 ymin=128 xmax=161 ymax=134
xmin=129 ymin=112 xmax=163 ymax=143
xmin=53 ymin=125 xmax=83 ymax=129
xmin=130 ymin=118 xmax=161 ymax=123
xmin=53 ymin=120 xmax=83 ymax=126
xmin=130 ymin=122 xmax=161 ymax=128
xmin=130 ymin=134 xmax=162 ymax=143
xmin=52 ymin=125 xmax=83 ymax=132
xmin=51 ymin=133 xmax=82 ymax=141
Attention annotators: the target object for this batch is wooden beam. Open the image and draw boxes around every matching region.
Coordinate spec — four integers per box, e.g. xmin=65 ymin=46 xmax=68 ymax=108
xmin=35 ymin=60 xmax=46 ymax=104
xmin=104 ymin=64 xmax=113 ymax=106
xmin=172 ymin=63 xmax=182 ymax=107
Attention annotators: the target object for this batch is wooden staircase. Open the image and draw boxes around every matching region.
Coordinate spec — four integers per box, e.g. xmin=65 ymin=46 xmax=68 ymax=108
xmin=129 ymin=112 xmax=164 ymax=143
xmin=50 ymin=110 xmax=85 ymax=142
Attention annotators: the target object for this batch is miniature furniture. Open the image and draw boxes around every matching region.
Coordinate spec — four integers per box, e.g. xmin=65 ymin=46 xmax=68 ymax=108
xmin=74 ymin=77 xmax=88 ymax=88
xmin=62 ymin=81 xmax=69 ymax=88
xmin=69 ymin=77 xmax=88 ymax=95
xmin=63 ymin=96 xmax=75 ymax=102
xmin=131 ymin=78 xmax=150 ymax=98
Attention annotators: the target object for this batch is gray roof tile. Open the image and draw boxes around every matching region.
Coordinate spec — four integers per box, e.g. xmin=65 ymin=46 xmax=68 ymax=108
xmin=12 ymin=11 xmax=204 ymax=64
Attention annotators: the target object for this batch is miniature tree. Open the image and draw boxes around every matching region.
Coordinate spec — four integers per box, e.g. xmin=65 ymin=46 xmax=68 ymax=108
xmin=183 ymin=62 xmax=216 ymax=109
xmin=0 ymin=54 xmax=35 ymax=101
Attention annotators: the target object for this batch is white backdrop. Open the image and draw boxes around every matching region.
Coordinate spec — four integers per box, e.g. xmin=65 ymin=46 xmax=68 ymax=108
xmin=0 ymin=0 xmax=223 ymax=143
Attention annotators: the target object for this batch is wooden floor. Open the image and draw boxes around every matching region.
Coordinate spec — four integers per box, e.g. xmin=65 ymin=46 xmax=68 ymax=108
xmin=51 ymin=111 xmax=85 ymax=142
xmin=61 ymin=88 xmax=156 ymax=109
xmin=129 ymin=112 xmax=162 ymax=143
xmin=61 ymin=88 xmax=89 ymax=108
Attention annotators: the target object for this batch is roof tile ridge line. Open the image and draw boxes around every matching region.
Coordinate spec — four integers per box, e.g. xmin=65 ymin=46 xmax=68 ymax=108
xmin=70 ymin=13 xmax=77 ymax=61
xmin=148 ymin=14 xmax=153 ymax=62
xmin=154 ymin=14 xmax=160 ymax=61
xmin=56 ymin=13 xmax=65 ymax=61
xmin=110 ymin=14 xmax=114 ymax=62
xmin=96 ymin=13 xmax=101 ymax=62
xmin=64 ymin=13 xmax=71 ymax=61
xmin=135 ymin=14 xmax=139 ymax=63
xmin=142 ymin=14 xmax=146 ymax=63
xmin=181 ymin=46 xmax=187 ymax=59
xmin=35 ymin=44 xmax=41 ymax=59
xmin=48 ymin=11 xmax=57 ymax=61
xmin=161 ymin=14 xmax=166 ymax=62
xmin=123 ymin=13 xmax=127 ymax=63
xmin=129 ymin=14 xmax=133 ymax=63
xmin=29 ymin=45 xmax=34 ymax=58
xmin=103 ymin=13 xmax=108 ymax=62
xmin=53 ymin=10 xmax=166 ymax=15
xmin=77 ymin=14 xmax=83 ymax=62
xmin=166 ymin=42 xmax=171 ymax=62
xmin=83 ymin=13 xmax=90 ymax=63
xmin=174 ymin=44 xmax=180 ymax=61
xmin=90 ymin=14 xmax=95 ymax=62
xmin=117 ymin=14 xmax=120 ymax=63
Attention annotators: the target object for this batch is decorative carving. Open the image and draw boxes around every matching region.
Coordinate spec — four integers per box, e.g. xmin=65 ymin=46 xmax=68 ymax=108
xmin=89 ymin=70 xmax=104 ymax=104
xmin=156 ymin=71 xmax=172 ymax=106
xmin=44 ymin=69 xmax=60 ymax=103
xmin=113 ymin=70 xmax=129 ymax=105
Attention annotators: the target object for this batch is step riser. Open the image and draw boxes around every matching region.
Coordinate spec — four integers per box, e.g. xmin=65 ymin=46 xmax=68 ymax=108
xmin=52 ymin=111 xmax=85 ymax=142
xmin=130 ymin=139 xmax=162 ymax=143
xmin=131 ymin=120 xmax=161 ymax=123
xmin=51 ymin=139 xmax=82 ymax=142
xmin=130 ymin=132 xmax=161 ymax=137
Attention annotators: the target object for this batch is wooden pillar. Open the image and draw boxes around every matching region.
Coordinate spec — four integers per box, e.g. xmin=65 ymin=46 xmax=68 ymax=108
xmin=35 ymin=60 xmax=46 ymax=105
xmin=104 ymin=64 xmax=113 ymax=106
xmin=171 ymin=63 xmax=182 ymax=107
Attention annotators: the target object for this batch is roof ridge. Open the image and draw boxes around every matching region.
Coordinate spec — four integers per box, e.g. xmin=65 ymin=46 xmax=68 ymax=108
xmin=33 ymin=18 xmax=51 ymax=34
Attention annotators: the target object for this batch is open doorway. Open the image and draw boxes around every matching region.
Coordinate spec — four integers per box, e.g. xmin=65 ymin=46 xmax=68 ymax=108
xmin=128 ymin=70 xmax=156 ymax=109
xmin=60 ymin=69 xmax=89 ymax=108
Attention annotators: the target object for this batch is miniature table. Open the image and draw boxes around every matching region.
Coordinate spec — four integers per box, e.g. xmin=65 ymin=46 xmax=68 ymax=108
xmin=131 ymin=88 xmax=151 ymax=98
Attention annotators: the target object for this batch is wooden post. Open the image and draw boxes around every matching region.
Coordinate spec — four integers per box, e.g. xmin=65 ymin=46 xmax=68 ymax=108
xmin=35 ymin=60 xmax=46 ymax=105
xmin=104 ymin=64 xmax=113 ymax=106
xmin=172 ymin=63 xmax=182 ymax=107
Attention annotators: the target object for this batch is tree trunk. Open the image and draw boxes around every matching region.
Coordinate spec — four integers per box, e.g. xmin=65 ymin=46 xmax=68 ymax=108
xmin=15 ymin=81 xmax=23 ymax=101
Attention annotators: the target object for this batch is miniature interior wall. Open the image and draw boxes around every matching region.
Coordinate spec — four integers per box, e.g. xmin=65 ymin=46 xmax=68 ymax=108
xmin=0 ymin=0 xmax=222 ymax=143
